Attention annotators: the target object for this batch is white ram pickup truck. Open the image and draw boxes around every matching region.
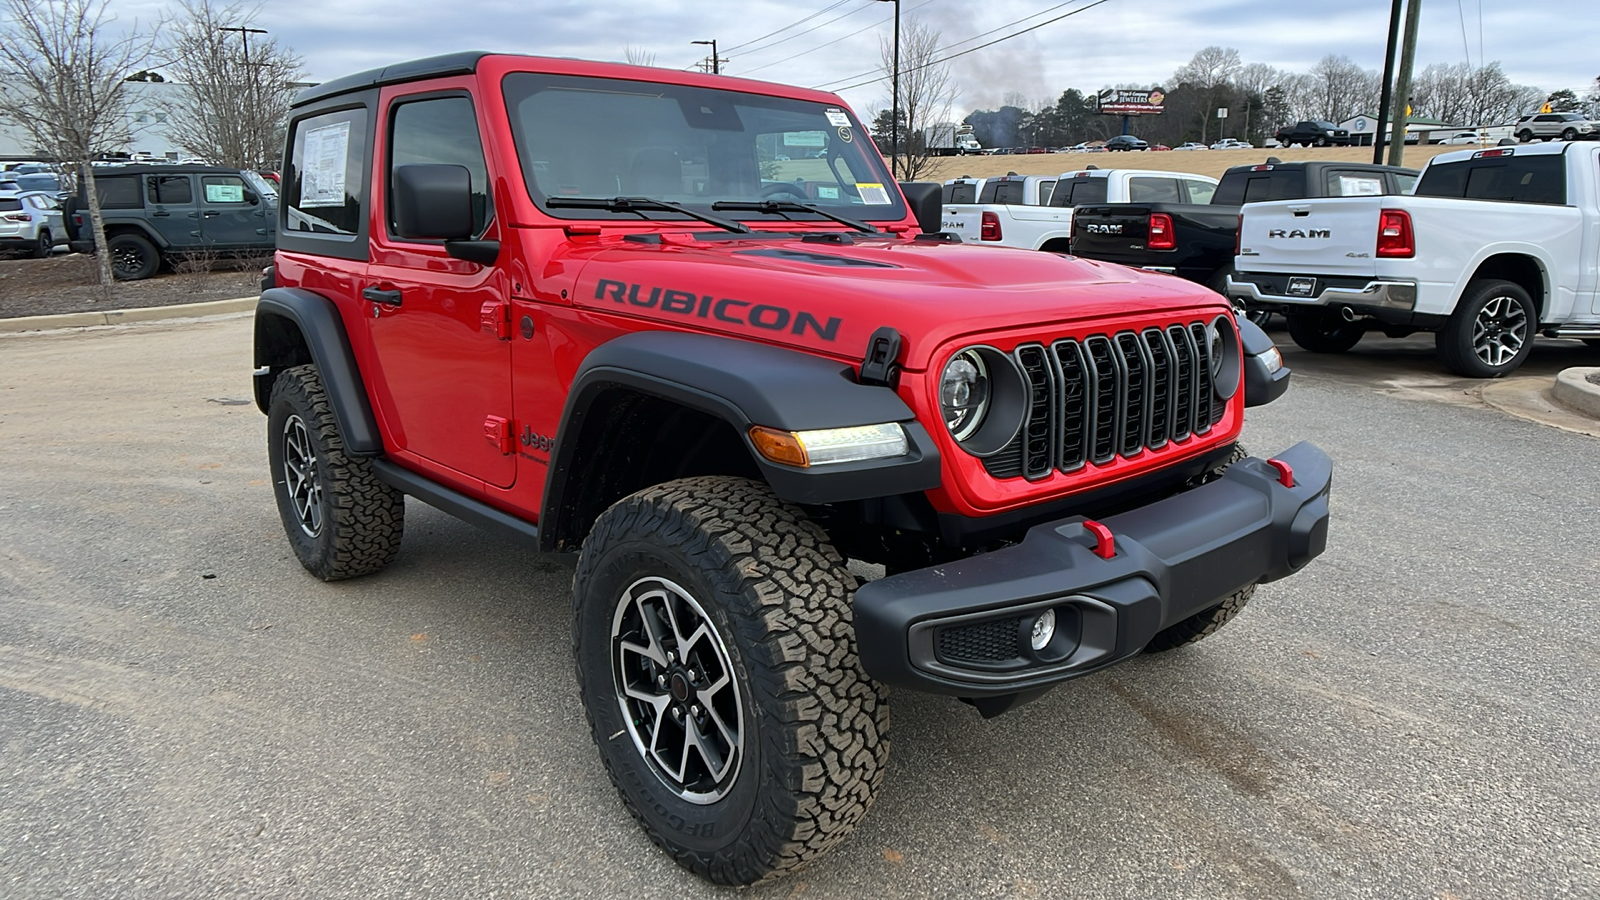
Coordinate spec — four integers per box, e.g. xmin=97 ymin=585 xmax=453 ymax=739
xmin=1228 ymin=142 xmax=1600 ymax=376
xmin=944 ymin=168 xmax=1219 ymax=253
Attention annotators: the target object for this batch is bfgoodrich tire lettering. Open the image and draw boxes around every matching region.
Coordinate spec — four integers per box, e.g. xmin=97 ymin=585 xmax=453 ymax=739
xmin=573 ymin=476 xmax=888 ymax=885
xmin=266 ymin=364 xmax=404 ymax=580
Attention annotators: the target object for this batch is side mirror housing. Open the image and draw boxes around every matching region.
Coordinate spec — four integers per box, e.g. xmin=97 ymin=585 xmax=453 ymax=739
xmin=393 ymin=163 xmax=474 ymax=240
xmin=898 ymin=181 xmax=942 ymax=235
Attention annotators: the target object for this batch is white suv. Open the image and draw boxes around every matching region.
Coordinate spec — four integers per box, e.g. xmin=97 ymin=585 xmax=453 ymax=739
xmin=1515 ymin=113 xmax=1598 ymax=143
xmin=0 ymin=191 xmax=64 ymax=257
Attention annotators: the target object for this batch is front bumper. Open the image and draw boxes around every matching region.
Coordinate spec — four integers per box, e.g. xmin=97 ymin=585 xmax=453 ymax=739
xmin=853 ymin=442 xmax=1331 ymax=702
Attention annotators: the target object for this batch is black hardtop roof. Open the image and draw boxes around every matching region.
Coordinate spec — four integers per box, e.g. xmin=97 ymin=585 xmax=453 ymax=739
xmin=90 ymin=164 xmax=257 ymax=175
xmin=1221 ymin=160 xmax=1418 ymax=177
xmin=293 ymin=51 xmax=493 ymax=107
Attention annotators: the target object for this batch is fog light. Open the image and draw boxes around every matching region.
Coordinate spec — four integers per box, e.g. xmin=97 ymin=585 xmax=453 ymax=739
xmin=1030 ymin=609 xmax=1056 ymax=651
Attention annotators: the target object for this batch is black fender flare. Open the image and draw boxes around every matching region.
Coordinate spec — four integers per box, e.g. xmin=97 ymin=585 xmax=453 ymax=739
xmin=103 ymin=219 xmax=169 ymax=249
xmin=253 ymin=287 xmax=384 ymax=456
xmin=542 ymin=331 xmax=941 ymax=546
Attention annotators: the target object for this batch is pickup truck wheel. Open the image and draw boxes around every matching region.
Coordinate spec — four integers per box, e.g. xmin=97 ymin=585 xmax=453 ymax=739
xmin=108 ymin=233 xmax=159 ymax=280
xmin=1143 ymin=584 xmax=1256 ymax=652
xmin=1315 ymin=137 xmax=1327 ymax=147
xmin=573 ymin=476 xmax=888 ymax=886
xmin=1285 ymin=310 xmax=1363 ymax=353
xmin=266 ymin=364 xmax=405 ymax=580
xmin=1435 ymin=279 xmax=1535 ymax=377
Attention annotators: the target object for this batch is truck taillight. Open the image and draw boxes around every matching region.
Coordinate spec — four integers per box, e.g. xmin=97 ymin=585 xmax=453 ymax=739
xmin=1376 ymin=209 xmax=1414 ymax=258
xmin=1147 ymin=212 xmax=1175 ymax=250
xmin=1234 ymin=214 xmax=1242 ymax=256
xmin=980 ymin=211 xmax=1001 ymax=241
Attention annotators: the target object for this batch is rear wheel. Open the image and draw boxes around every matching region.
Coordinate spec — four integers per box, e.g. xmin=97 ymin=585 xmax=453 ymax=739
xmin=573 ymin=476 xmax=888 ymax=885
xmin=1285 ymin=309 xmax=1364 ymax=354
xmin=30 ymin=229 xmax=50 ymax=259
xmin=1435 ymin=279 xmax=1536 ymax=378
xmin=1517 ymin=130 xmax=1533 ymax=143
xmin=108 ymin=233 xmax=159 ymax=280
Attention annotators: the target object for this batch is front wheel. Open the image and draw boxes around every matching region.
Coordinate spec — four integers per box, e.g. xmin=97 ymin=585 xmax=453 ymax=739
xmin=1435 ymin=279 xmax=1536 ymax=377
xmin=1285 ymin=309 xmax=1364 ymax=354
xmin=1517 ymin=130 xmax=1533 ymax=143
xmin=573 ymin=476 xmax=889 ymax=885
xmin=1561 ymin=128 xmax=1578 ymax=142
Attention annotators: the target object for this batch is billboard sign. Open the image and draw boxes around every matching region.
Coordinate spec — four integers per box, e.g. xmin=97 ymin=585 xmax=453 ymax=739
xmin=1097 ymin=88 xmax=1166 ymax=116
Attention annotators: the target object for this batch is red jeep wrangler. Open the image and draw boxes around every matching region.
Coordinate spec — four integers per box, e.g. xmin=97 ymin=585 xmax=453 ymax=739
xmin=253 ymin=53 xmax=1330 ymax=884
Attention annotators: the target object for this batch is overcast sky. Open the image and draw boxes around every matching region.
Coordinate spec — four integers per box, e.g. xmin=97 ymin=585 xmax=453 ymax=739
xmin=128 ymin=0 xmax=1594 ymax=115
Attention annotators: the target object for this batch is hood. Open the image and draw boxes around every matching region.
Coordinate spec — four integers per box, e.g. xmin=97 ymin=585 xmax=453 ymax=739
xmin=558 ymin=230 xmax=1226 ymax=370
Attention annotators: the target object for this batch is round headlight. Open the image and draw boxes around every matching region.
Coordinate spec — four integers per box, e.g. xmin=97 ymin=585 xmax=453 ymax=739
xmin=940 ymin=349 xmax=990 ymax=441
xmin=1209 ymin=315 xmax=1242 ymax=399
xmin=1205 ymin=320 xmax=1226 ymax=378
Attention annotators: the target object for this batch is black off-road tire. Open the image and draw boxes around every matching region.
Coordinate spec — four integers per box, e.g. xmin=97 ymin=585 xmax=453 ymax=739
xmin=1144 ymin=584 xmax=1257 ymax=652
xmin=1435 ymin=279 xmax=1537 ymax=378
xmin=266 ymin=364 xmax=404 ymax=580
xmin=31 ymin=229 xmax=51 ymax=259
xmin=108 ymin=232 xmax=159 ymax=280
xmin=1286 ymin=309 xmax=1364 ymax=353
xmin=573 ymin=476 xmax=889 ymax=886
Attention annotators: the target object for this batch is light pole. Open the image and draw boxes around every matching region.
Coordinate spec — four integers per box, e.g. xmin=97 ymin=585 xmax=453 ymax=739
xmin=874 ymin=0 xmax=900 ymax=180
xmin=691 ymin=39 xmax=720 ymax=75
xmin=220 ymin=25 xmax=267 ymax=166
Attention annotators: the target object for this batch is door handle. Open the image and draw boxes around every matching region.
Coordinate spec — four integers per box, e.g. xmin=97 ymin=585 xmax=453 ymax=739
xmin=203 ymin=210 xmax=220 ymax=217
xmin=151 ymin=210 xmax=170 ymax=217
xmin=362 ymin=286 xmax=402 ymax=307
xmin=187 ymin=211 xmax=200 ymax=218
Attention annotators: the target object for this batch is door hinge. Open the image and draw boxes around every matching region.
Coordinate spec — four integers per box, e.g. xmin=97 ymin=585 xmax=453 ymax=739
xmin=484 ymin=415 xmax=515 ymax=455
xmin=480 ymin=300 xmax=512 ymax=340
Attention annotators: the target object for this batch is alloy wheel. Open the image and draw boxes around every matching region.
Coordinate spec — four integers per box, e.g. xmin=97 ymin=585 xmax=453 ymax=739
xmin=112 ymin=245 xmax=147 ymax=277
xmin=1470 ymin=295 xmax=1528 ymax=368
xmin=611 ymin=576 xmax=744 ymax=805
xmin=281 ymin=414 xmax=323 ymax=537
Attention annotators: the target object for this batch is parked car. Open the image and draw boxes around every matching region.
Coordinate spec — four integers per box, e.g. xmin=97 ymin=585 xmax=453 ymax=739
xmin=1210 ymin=139 xmax=1253 ymax=150
xmin=1104 ymin=134 xmax=1148 ymax=151
xmin=0 ymin=190 xmax=66 ymax=257
xmin=66 ymin=164 xmax=278 ymax=279
xmin=1273 ymin=121 xmax=1351 ymax=147
xmin=1434 ymin=131 xmax=1485 ymax=145
xmin=1174 ymin=142 xmax=1209 ymax=151
xmin=1229 ymin=142 xmax=1600 ymax=377
xmin=1071 ymin=159 xmax=1417 ymax=323
xmin=1514 ymin=112 xmax=1599 ymax=142
xmin=1148 ymin=143 xmax=1172 ymax=151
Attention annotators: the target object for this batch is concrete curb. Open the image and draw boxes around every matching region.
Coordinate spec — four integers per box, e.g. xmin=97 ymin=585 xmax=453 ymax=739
xmin=0 ymin=296 xmax=257 ymax=334
xmin=1551 ymin=367 xmax=1600 ymax=420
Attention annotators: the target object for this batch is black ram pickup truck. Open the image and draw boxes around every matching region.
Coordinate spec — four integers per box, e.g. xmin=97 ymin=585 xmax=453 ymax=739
xmin=1070 ymin=160 xmax=1416 ymax=322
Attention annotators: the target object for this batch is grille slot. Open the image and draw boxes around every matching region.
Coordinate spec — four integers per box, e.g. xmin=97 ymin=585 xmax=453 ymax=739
xmin=979 ymin=319 xmax=1226 ymax=480
xmin=936 ymin=618 xmax=1022 ymax=663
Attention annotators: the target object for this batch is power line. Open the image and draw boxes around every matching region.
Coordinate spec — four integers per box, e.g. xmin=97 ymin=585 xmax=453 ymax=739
xmin=730 ymin=1 xmax=879 ymax=61
xmin=721 ymin=0 xmax=855 ymax=54
xmin=1455 ymin=0 xmax=1473 ymax=68
xmin=733 ymin=0 xmax=935 ymax=77
xmin=814 ymin=0 xmax=1118 ymax=92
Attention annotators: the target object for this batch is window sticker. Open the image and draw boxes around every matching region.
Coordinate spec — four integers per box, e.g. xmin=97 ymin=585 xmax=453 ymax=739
xmin=784 ymin=131 xmax=827 ymax=148
xmin=301 ymin=120 xmax=350 ymax=208
xmin=206 ymin=182 xmax=245 ymax=203
xmin=1338 ymin=175 xmax=1383 ymax=196
xmin=825 ymin=109 xmax=851 ymax=127
xmin=856 ymin=183 xmax=892 ymax=205
xmin=817 ymin=185 xmax=839 ymax=199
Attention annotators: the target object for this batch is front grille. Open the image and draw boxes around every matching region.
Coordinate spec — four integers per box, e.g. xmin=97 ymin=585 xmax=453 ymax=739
xmin=936 ymin=617 xmax=1022 ymax=663
xmin=983 ymin=321 xmax=1225 ymax=480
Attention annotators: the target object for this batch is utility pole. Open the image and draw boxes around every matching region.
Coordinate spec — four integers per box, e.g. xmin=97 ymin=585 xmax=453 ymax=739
xmin=219 ymin=25 xmax=267 ymax=167
xmin=1386 ymin=0 xmax=1422 ymax=167
xmin=1374 ymin=0 xmax=1404 ymax=163
xmin=874 ymin=0 xmax=900 ymax=181
xmin=690 ymin=39 xmax=723 ymax=75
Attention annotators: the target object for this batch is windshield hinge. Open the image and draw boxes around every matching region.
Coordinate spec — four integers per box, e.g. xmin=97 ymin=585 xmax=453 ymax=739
xmin=858 ymin=326 xmax=902 ymax=387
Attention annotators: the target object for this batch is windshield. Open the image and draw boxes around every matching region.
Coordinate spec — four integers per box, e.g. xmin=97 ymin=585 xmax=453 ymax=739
xmin=502 ymin=73 xmax=906 ymax=224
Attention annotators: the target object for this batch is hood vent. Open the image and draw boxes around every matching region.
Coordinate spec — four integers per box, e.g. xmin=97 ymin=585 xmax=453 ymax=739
xmin=735 ymin=247 xmax=894 ymax=268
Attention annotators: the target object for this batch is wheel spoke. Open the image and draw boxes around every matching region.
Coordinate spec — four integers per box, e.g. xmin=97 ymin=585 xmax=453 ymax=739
xmin=698 ymin=687 xmax=738 ymax=748
xmin=687 ymin=715 xmax=731 ymax=781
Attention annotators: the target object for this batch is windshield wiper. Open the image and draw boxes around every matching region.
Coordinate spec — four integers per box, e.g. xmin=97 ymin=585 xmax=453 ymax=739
xmin=712 ymin=200 xmax=878 ymax=234
xmin=544 ymin=196 xmax=750 ymax=233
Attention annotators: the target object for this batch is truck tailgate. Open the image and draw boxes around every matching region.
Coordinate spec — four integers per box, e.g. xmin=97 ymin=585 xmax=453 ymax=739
xmin=1236 ymin=197 xmax=1382 ymax=278
xmin=942 ymin=205 xmax=982 ymax=241
xmin=1069 ymin=205 xmax=1154 ymax=265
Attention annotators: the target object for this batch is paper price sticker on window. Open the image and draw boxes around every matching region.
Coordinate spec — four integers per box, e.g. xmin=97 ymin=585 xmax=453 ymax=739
xmin=856 ymin=183 xmax=892 ymax=205
xmin=206 ymin=183 xmax=245 ymax=203
xmin=824 ymin=109 xmax=851 ymax=128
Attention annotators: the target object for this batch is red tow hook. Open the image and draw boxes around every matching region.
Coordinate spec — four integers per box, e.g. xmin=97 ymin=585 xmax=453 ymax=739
xmin=1267 ymin=459 xmax=1295 ymax=488
xmin=1082 ymin=519 xmax=1116 ymax=560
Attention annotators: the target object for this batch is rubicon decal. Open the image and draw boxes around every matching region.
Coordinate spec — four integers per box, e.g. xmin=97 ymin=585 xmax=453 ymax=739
xmin=595 ymin=279 xmax=842 ymax=342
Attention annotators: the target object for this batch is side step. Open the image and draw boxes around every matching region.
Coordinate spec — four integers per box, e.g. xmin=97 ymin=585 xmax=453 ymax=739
xmin=1547 ymin=324 xmax=1600 ymax=338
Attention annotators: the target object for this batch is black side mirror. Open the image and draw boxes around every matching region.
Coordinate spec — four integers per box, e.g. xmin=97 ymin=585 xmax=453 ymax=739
xmin=393 ymin=164 xmax=473 ymax=240
xmin=898 ymin=182 xmax=942 ymax=235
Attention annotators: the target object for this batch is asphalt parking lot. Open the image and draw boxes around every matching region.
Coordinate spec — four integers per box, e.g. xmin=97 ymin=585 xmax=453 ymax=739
xmin=2 ymin=314 xmax=1597 ymax=899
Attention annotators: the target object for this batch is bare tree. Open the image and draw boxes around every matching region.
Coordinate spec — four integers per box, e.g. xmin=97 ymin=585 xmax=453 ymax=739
xmin=1306 ymin=55 xmax=1378 ymax=124
xmin=158 ymin=0 xmax=302 ymax=170
xmin=0 ymin=0 xmax=152 ymax=293
xmin=623 ymin=45 xmax=656 ymax=67
xmin=1172 ymin=46 xmax=1241 ymax=143
xmin=877 ymin=18 xmax=957 ymax=182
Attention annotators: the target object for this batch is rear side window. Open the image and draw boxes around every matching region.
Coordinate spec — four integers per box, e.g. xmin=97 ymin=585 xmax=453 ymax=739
xmin=1049 ymin=177 xmax=1106 ymax=207
xmin=285 ymin=106 xmax=369 ymax=236
xmin=147 ymin=175 xmax=193 ymax=204
xmin=1128 ymin=177 xmax=1181 ymax=203
xmin=979 ymin=180 xmax=1027 ymax=204
xmin=95 ymin=176 xmax=142 ymax=209
xmin=1037 ymin=180 xmax=1055 ymax=205
xmin=1416 ymin=156 xmax=1566 ymax=205
xmin=942 ymin=182 xmax=978 ymax=203
xmin=387 ymin=95 xmax=491 ymax=238
xmin=1218 ymin=168 xmax=1307 ymax=204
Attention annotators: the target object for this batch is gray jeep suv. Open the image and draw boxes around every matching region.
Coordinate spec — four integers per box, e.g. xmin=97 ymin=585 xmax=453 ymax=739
xmin=1515 ymin=113 xmax=1599 ymax=143
xmin=67 ymin=164 xmax=278 ymax=279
